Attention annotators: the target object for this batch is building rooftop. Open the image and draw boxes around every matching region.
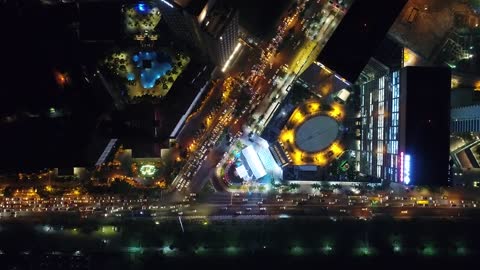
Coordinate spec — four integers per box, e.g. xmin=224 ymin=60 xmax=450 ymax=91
xmin=241 ymin=145 xmax=267 ymax=180
xmin=79 ymin=2 xmax=122 ymax=41
xmin=173 ymin=0 xmax=209 ymax=16
xmin=373 ymin=37 xmax=403 ymax=70
xmin=295 ymin=115 xmax=339 ymax=153
xmin=317 ymin=0 xmax=408 ymax=82
xmin=298 ymin=62 xmax=351 ymax=95
xmin=200 ymin=1 xmax=236 ymax=38
xmin=282 ymin=165 xmax=325 ymax=181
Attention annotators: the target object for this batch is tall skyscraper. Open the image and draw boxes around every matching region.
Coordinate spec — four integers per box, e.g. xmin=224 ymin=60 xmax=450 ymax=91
xmin=358 ymin=66 xmax=451 ymax=186
xmin=158 ymin=0 xmax=239 ymax=67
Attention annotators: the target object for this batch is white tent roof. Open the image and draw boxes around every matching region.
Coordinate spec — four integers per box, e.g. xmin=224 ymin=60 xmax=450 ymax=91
xmin=241 ymin=145 xmax=267 ymax=179
xmin=235 ymin=165 xmax=249 ymax=180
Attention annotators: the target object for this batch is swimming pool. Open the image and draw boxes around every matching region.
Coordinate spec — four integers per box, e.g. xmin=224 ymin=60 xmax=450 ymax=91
xmin=130 ymin=51 xmax=172 ymax=89
xmin=136 ymin=2 xmax=151 ymax=14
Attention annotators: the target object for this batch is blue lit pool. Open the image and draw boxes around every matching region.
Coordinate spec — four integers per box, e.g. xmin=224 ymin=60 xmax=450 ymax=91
xmin=132 ymin=51 xmax=172 ymax=89
xmin=136 ymin=3 xmax=151 ymax=14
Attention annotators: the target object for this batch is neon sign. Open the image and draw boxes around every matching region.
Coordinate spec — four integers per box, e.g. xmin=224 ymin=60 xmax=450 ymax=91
xmin=404 ymin=154 xmax=411 ymax=185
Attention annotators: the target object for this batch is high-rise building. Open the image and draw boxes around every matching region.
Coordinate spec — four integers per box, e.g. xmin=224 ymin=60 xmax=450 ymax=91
xmin=358 ymin=66 xmax=451 ymax=186
xmin=157 ymin=0 xmax=239 ymax=66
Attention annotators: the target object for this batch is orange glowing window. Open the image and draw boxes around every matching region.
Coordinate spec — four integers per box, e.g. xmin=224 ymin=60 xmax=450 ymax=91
xmin=475 ymin=81 xmax=480 ymax=91
xmin=54 ymin=71 xmax=69 ymax=87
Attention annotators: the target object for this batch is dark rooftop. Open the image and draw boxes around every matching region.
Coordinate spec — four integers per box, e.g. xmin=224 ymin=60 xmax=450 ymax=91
xmin=173 ymin=0 xmax=208 ymax=16
xmin=373 ymin=37 xmax=404 ymax=70
xmin=79 ymin=3 xmax=122 ymax=41
xmin=317 ymin=0 xmax=408 ymax=82
xmin=201 ymin=1 xmax=236 ymax=37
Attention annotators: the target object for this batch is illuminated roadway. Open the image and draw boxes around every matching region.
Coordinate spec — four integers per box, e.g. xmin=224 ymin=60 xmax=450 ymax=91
xmin=172 ymin=103 xmax=235 ymax=192
xmin=90 ymin=192 xmax=480 ymax=221
xmin=6 ymin=190 xmax=480 ymax=222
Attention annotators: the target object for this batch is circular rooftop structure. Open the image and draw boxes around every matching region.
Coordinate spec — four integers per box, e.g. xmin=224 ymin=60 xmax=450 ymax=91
xmin=295 ymin=115 xmax=339 ymax=153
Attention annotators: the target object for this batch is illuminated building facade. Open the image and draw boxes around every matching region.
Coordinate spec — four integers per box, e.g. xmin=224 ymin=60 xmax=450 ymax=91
xmin=157 ymin=0 xmax=239 ymax=66
xmin=359 ymin=70 xmax=400 ymax=183
xmin=451 ymin=105 xmax=480 ymax=133
xmin=358 ymin=66 xmax=451 ymax=186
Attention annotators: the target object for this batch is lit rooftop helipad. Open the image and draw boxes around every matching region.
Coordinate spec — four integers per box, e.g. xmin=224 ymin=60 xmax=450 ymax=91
xmin=278 ymin=100 xmax=345 ymax=166
xmin=295 ymin=115 xmax=339 ymax=153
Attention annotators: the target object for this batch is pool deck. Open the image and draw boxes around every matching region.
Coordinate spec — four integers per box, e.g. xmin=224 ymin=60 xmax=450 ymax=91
xmin=105 ymin=48 xmax=190 ymax=100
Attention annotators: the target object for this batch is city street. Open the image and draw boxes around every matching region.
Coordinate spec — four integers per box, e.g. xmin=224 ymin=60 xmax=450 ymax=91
xmin=4 ymin=188 xmax=480 ymax=222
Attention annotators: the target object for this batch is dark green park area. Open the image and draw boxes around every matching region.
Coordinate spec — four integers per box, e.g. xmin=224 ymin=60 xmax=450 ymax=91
xmin=1 ymin=217 xmax=480 ymax=261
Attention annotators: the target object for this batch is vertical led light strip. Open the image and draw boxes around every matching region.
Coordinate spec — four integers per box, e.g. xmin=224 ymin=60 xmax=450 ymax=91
xmin=404 ymin=155 xmax=411 ymax=185
xmin=221 ymin=42 xmax=242 ymax=72
xmin=161 ymin=0 xmax=173 ymax=8
xmin=400 ymin=152 xmax=404 ymax=183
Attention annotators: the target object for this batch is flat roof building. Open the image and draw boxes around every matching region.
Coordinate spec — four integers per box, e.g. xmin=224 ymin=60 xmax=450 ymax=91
xmin=241 ymin=145 xmax=267 ymax=180
xmin=317 ymin=0 xmax=408 ymax=83
xmin=79 ymin=2 xmax=122 ymax=41
xmin=451 ymin=88 xmax=480 ymax=108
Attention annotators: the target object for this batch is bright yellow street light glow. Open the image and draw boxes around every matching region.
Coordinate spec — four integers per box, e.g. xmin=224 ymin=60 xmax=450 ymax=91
xmin=330 ymin=143 xmax=343 ymax=156
xmin=309 ymin=102 xmax=320 ymax=113
xmin=293 ymin=151 xmax=302 ymax=163
xmin=315 ymin=154 xmax=327 ymax=166
xmin=280 ymin=130 xmax=295 ymax=143
xmin=329 ymin=105 xmax=344 ymax=120
xmin=292 ymin=111 xmax=304 ymax=124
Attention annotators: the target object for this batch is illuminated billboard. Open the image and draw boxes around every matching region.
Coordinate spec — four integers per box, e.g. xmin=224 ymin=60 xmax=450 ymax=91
xmin=400 ymin=152 xmax=411 ymax=185
xmin=404 ymin=154 xmax=411 ymax=185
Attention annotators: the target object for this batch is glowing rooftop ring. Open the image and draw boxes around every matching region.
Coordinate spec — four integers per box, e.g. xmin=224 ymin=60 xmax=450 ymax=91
xmin=295 ymin=115 xmax=339 ymax=153
xmin=278 ymin=100 xmax=344 ymax=166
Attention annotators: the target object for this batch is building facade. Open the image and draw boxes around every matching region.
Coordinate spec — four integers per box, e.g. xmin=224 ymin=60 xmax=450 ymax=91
xmin=359 ymin=70 xmax=401 ymax=183
xmin=451 ymin=105 xmax=480 ymax=133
